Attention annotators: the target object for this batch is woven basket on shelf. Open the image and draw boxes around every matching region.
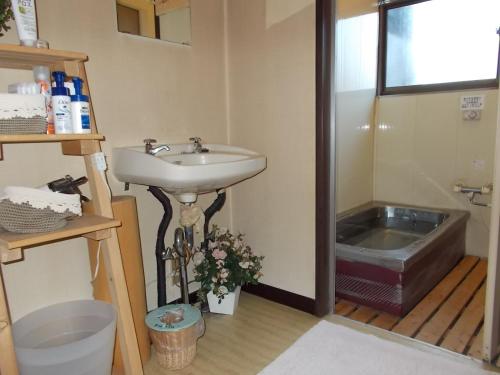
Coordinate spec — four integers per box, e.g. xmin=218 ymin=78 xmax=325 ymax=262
xmin=0 ymin=94 xmax=48 ymax=134
xmin=0 ymin=200 xmax=75 ymax=233
xmin=0 ymin=187 xmax=82 ymax=234
xmin=0 ymin=116 xmax=47 ymax=134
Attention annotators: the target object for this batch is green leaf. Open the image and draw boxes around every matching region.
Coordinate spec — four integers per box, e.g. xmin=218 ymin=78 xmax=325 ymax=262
xmin=0 ymin=0 xmax=14 ymax=37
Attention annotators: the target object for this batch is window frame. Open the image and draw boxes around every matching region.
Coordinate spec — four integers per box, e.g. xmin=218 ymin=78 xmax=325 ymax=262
xmin=377 ymin=0 xmax=500 ymax=96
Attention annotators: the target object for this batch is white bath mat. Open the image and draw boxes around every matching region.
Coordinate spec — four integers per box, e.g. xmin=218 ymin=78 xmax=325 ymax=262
xmin=259 ymin=320 xmax=494 ymax=375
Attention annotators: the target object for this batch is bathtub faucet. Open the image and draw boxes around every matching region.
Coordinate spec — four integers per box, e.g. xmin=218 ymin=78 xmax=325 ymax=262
xmin=453 ymin=183 xmax=492 ymax=207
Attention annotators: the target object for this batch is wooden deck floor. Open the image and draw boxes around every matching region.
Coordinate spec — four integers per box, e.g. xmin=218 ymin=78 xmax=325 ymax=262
xmin=335 ymin=255 xmax=487 ymax=360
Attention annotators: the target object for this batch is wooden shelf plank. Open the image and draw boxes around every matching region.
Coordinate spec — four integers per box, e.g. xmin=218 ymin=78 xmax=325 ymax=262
xmin=0 ymin=214 xmax=121 ymax=251
xmin=0 ymin=44 xmax=87 ymax=70
xmin=0 ymin=134 xmax=104 ymax=144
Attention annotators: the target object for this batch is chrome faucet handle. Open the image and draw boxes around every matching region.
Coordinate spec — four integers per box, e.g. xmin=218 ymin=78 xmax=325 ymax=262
xmin=189 ymin=137 xmax=202 ymax=144
xmin=144 ymin=139 xmax=158 ymax=154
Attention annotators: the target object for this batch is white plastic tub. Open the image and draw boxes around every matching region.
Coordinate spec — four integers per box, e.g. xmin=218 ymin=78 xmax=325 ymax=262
xmin=13 ymin=300 xmax=116 ymax=375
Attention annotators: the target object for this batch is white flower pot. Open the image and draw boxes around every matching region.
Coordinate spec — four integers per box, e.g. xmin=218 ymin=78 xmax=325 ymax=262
xmin=207 ymin=286 xmax=241 ymax=315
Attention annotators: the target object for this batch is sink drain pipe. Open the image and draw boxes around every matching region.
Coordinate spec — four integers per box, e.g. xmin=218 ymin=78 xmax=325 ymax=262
xmin=148 ymin=186 xmax=173 ymax=307
xmin=148 ymin=187 xmax=226 ymax=306
xmin=203 ymin=189 xmax=226 ymax=250
xmin=173 ymin=228 xmax=190 ymax=304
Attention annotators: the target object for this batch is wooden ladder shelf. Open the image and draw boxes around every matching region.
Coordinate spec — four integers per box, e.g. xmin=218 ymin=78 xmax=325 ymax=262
xmin=0 ymin=44 xmax=144 ymax=375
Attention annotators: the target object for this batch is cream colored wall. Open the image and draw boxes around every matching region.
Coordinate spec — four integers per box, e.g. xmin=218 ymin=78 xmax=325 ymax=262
xmin=374 ymin=89 xmax=499 ymax=257
xmin=335 ymin=3 xmax=378 ymax=213
xmin=0 ymin=0 xmax=229 ymax=320
xmin=226 ymin=0 xmax=316 ymax=298
xmin=336 ymin=89 xmax=375 ymax=213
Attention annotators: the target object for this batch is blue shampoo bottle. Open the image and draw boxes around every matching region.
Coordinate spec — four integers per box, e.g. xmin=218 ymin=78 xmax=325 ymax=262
xmin=70 ymin=77 xmax=91 ymax=134
xmin=51 ymin=71 xmax=72 ymax=134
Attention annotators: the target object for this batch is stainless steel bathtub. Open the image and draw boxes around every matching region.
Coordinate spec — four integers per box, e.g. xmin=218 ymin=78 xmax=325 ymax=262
xmin=336 ymin=203 xmax=469 ymax=272
xmin=335 ymin=202 xmax=470 ymax=315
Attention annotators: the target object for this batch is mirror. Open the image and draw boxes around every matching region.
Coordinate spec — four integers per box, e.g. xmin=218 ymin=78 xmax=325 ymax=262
xmin=115 ymin=0 xmax=191 ymax=45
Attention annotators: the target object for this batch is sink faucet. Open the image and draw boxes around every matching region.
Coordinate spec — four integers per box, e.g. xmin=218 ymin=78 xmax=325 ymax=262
xmin=144 ymin=138 xmax=170 ymax=155
xmin=189 ymin=137 xmax=209 ymax=153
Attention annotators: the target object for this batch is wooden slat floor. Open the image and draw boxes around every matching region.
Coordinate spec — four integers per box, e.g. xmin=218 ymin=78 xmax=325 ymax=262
xmin=335 ymin=255 xmax=487 ymax=360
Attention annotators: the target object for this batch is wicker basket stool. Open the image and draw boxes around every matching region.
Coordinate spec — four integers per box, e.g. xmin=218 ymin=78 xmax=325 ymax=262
xmin=145 ymin=304 xmax=205 ymax=370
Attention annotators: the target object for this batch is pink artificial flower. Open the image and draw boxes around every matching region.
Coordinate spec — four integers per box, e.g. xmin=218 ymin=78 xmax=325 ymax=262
xmin=216 ymin=259 xmax=225 ymax=269
xmin=212 ymin=248 xmax=227 ymax=260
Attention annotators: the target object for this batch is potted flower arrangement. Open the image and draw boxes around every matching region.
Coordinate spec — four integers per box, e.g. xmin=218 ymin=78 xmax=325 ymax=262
xmin=193 ymin=225 xmax=264 ymax=315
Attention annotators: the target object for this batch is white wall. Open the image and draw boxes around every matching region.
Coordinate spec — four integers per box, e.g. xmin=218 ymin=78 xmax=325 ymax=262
xmin=335 ymin=5 xmax=378 ymax=213
xmin=226 ymin=0 xmax=316 ymax=298
xmin=0 ymin=0 xmax=229 ymax=320
xmin=374 ymin=89 xmax=499 ymax=257
xmin=336 ymin=89 xmax=375 ymax=213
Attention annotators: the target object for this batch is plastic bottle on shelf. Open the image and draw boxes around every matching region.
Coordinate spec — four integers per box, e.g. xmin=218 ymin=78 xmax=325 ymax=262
xmin=33 ymin=66 xmax=54 ymax=134
xmin=7 ymin=82 xmax=40 ymax=95
xmin=51 ymin=71 xmax=72 ymax=134
xmin=70 ymin=77 xmax=91 ymax=134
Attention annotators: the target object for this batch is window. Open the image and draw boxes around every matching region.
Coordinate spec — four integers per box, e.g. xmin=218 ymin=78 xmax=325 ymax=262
xmin=378 ymin=0 xmax=500 ymax=95
xmin=116 ymin=4 xmax=141 ymax=36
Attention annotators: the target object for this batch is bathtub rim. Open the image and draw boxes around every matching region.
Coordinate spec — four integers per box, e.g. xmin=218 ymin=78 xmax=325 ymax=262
xmin=336 ymin=201 xmax=470 ymax=271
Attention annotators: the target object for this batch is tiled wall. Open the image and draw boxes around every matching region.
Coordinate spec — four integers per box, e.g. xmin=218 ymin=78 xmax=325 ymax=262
xmin=336 ymin=89 xmax=375 ymax=213
xmin=335 ymin=10 xmax=378 ymax=213
xmin=374 ymin=89 xmax=499 ymax=257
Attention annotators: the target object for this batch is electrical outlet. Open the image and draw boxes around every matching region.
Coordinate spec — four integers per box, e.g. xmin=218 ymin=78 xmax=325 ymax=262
xmin=91 ymin=152 xmax=107 ymax=171
xmin=472 ymin=160 xmax=485 ymax=170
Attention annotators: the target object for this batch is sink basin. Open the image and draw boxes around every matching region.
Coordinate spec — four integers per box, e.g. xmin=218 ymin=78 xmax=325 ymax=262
xmin=112 ymin=143 xmax=266 ymax=203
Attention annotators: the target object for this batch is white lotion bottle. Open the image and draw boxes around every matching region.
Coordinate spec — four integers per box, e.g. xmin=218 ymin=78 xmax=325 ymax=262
xmin=11 ymin=0 xmax=38 ymax=46
xmin=70 ymin=77 xmax=91 ymax=134
xmin=51 ymin=71 xmax=72 ymax=134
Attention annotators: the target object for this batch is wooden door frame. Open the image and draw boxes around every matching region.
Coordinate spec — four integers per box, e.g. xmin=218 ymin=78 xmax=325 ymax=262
xmin=483 ymin=82 xmax=500 ymax=362
xmin=315 ymin=0 xmax=336 ymax=316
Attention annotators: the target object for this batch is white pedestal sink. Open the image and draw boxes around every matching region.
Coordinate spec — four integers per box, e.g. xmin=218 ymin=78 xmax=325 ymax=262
xmin=112 ymin=143 xmax=266 ymax=203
